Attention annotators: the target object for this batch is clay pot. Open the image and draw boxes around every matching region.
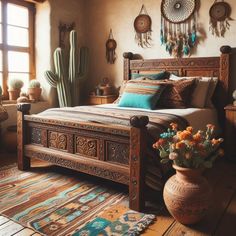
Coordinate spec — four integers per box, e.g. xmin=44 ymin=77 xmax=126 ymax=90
xmin=3 ymin=125 xmax=17 ymax=152
xmin=28 ymin=87 xmax=42 ymax=101
xmin=163 ymin=164 xmax=212 ymax=225
xmin=8 ymin=89 xmax=21 ymax=100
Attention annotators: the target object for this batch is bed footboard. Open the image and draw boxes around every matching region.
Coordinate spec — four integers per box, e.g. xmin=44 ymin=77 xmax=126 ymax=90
xmin=17 ymin=103 xmax=148 ymax=211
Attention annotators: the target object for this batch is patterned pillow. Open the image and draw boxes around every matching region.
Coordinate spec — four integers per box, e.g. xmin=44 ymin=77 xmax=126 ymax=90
xmin=118 ymin=80 xmax=166 ymax=109
xmin=131 ymin=71 xmax=170 ymax=80
xmin=158 ymin=79 xmax=196 ymax=108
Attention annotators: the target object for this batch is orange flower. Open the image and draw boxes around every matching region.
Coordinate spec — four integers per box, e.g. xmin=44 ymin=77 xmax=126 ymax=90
xmin=189 ymin=140 xmax=197 ymax=147
xmin=153 ymin=138 xmax=167 ymax=149
xmin=170 ymin=123 xmax=178 ymax=130
xmin=211 ymin=138 xmax=223 ymax=145
xmin=176 ymin=141 xmax=185 ymax=149
xmin=178 ymin=130 xmax=192 ymax=140
xmin=186 ymin=126 xmax=193 ymax=133
xmin=193 ymin=133 xmax=202 ymax=142
xmin=158 ymin=138 xmax=166 ymax=146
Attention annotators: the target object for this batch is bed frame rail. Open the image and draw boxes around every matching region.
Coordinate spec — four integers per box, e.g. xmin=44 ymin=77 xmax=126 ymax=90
xmin=17 ymin=103 xmax=149 ymax=211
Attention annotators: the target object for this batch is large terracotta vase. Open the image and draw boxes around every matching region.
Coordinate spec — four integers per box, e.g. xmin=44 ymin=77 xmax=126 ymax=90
xmin=163 ymin=164 xmax=212 ymax=225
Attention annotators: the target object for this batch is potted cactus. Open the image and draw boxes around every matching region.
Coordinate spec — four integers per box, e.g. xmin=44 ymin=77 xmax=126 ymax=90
xmin=28 ymin=79 xmax=42 ymax=101
xmin=8 ymin=78 xmax=24 ymax=100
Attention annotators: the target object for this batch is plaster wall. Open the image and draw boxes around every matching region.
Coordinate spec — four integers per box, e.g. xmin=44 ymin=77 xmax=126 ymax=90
xmin=35 ymin=0 xmax=87 ymax=107
xmin=85 ymin=0 xmax=236 ymax=97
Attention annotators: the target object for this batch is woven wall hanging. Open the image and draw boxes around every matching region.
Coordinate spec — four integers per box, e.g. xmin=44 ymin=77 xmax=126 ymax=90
xmin=106 ymin=29 xmax=117 ymax=64
xmin=134 ymin=4 xmax=152 ymax=48
xmin=160 ymin=0 xmax=197 ymax=57
xmin=209 ymin=0 xmax=232 ymax=37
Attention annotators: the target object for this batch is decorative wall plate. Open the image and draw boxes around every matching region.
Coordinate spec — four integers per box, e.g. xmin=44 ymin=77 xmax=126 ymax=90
xmin=134 ymin=14 xmax=152 ymax=33
xmin=161 ymin=0 xmax=196 ymax=23
xmin=106 ymin=29 xmax=117 ymax=64
xmin=209 ymin=2 xmax=230 ymax=21
xmin=209 ymin=0 xmax=232 ymax=37
xmin=134 ymin=5 xmax=152 ymax=48
xmin=106 ymin=38 xmax=117 ymax=50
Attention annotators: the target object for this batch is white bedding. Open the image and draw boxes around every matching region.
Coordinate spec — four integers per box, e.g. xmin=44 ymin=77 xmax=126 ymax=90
xmin=99 ymin=104 xmax=221 ymax=134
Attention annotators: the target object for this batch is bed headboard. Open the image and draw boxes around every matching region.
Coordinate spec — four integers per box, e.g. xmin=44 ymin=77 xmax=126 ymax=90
xmin=123 ymin=45 xmax=232 ymax=127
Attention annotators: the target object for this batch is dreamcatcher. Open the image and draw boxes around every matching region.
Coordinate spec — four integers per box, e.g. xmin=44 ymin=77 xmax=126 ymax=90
xmin=134 ymin=4 xmax=152 ymax=48
xmin=209 ymin=0 xmax=232 ymax=37
xmin=160 ymin=0 xmax=197 ymax=57
xmin=106 ymin=29 xmax=117 ymax=64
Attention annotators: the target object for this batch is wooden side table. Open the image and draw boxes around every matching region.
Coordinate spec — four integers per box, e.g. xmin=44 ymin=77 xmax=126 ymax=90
xmin=88 ymin=95 xmax=117 ymax=105
xmin=224 ymin=105 xmax=236 ymax=162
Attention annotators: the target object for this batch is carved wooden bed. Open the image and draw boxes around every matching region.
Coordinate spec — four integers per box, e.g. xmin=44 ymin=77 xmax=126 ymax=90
xmin=17 ymin=46 xmax=231 ymax=211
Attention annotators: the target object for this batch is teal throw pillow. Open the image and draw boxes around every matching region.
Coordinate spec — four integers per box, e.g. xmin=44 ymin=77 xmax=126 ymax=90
xmin=131 ymin=71 xmax=170 ymax=80
xmin=118 ymin=82 xmax=165 ymax=109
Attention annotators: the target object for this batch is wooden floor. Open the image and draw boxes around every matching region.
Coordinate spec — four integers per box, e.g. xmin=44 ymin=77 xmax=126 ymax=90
xmin=0 ymin=150 xmax=235 ymax=236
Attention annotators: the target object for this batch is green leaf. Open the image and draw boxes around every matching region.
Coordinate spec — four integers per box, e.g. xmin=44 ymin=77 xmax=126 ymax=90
xmin=160 ymin=159 xmax=170 ymax=164
xmin=160 ymin=150 xmax=168 ymax=158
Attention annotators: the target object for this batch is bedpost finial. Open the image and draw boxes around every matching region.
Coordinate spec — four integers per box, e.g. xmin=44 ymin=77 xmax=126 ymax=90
xmin=130 ymin=115 xmax=149 ymax=128
xmin=17 ymin=103 xmax=31 ymax=112
xmin=123 ymin=52 xmax=134 ymax=59
xmin=220 ymin=45 xmax=232 ymax=54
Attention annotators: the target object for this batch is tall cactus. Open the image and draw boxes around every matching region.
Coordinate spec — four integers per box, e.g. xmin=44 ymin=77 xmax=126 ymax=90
xmin=45 ymin=48 xmax=72 ymax=107
xmin=69 ymin=30 xmax=89 ymax=106
xmin=45 ymin=30 xmax=88 ymax=107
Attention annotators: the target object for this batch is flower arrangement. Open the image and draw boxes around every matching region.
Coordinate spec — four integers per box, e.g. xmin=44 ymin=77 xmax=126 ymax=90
xmin=153 ymin=123 xmax=223 ymax=169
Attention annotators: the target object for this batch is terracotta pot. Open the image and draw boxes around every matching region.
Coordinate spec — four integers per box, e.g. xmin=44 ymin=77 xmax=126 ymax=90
xmin=3 ymin=125 xmax=17 ymax=152
xmin=8 ymin=89 xmax=21 ymax=100
xmin=163 ymin=164 xmax=212 ymax=225
xmin=28 ymin=87 xmax=42 ymax=101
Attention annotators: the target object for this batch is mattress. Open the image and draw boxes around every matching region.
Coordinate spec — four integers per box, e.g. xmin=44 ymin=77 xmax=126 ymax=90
xmin=99 ymin=104 xmax=221 ymax=134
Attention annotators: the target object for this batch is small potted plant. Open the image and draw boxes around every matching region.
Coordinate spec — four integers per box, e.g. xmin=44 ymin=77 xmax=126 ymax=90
xmin=28 ymin=79 xmax=42 ymax=101
xmin=153 ymin=123 xmax=223 ymax=225
xmin=8 ymin=78 xmax=24 ymax=100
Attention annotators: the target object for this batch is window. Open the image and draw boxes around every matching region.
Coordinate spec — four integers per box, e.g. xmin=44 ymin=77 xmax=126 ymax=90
xmin=0 ymin=0 xmax=35 ymax=99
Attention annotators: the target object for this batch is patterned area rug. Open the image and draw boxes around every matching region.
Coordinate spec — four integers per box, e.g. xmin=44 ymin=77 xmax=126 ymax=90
xmin=0 ymin=164 xmax=155 ymax=235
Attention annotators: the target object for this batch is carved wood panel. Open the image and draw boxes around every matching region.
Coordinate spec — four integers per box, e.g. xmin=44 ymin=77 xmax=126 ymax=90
xmin=106 ymin=141 xmax=129 ymax=165
xmin=30 ymin=127 xmax=42 ymax=145
xmin=48 ymin=131 xmax=67 ymax=151
xmin=25 ymin=148 xmax=130 ymax=185
xmin=75 ymin=136 xmax=98 ymax=158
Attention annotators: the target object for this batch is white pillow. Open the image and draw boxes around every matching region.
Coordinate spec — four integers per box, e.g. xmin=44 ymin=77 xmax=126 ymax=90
xmin=204 ymin=77 xmax=218 ymax=108
xmin=191 ymin=78 xmax=211 ymax=108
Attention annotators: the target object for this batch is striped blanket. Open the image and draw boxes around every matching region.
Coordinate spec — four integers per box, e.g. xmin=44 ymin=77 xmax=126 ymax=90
xmin=34 ymin=106 xmax=188 ymax=191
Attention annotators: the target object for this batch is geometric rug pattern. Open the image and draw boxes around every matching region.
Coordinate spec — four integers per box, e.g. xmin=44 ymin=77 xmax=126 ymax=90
xmin=0 ymin=165 xmax=155 ymax=235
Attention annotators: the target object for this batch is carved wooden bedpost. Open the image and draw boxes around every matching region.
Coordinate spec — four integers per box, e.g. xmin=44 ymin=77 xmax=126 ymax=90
xmin=17 ymin=103 xmax=31 ymax=170
xmin=123 ymin=52 xmax=134 ymax=81
xmin=218 ymin=45 xmax=232 ymax=126
xmin=129 ymin=115 xmax=149 ymax=211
